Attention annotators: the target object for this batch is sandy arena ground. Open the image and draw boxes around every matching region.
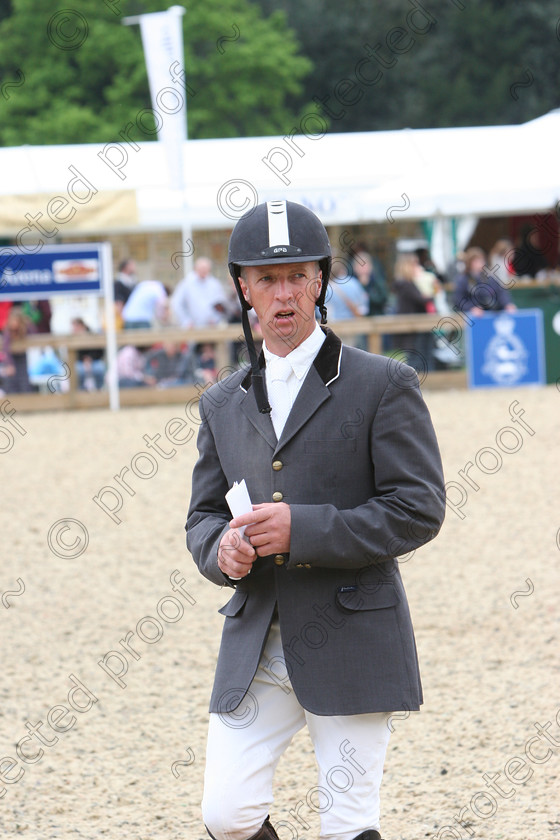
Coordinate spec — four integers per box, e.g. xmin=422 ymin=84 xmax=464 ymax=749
xmin=0 ymin=382 xmax=558 ymax=840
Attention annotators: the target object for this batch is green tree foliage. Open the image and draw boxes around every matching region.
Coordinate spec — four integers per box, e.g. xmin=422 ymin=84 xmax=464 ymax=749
xmin=183 ymin=2 xmax=315 ymax=138
xmin=0 ymin=0 xmax=314 ymax=146
xmin=256 ymin=0 xmax=560 ymax=131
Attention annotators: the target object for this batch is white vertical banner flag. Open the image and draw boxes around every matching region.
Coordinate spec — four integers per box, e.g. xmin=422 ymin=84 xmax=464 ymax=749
xmin=139 ymin=6 xmax=187 ymax=189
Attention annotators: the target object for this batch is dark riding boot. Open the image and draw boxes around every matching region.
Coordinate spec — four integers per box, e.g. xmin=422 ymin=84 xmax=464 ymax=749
xmin=205 ymin=817 xmax=279 ymax=840
xmin=246 ymin=818 xmax=280 ymax=840
xmin=351 ymin=831 xmax=383 ymax=840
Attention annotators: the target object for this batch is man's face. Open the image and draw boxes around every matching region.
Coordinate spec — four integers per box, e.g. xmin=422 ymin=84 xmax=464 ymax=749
xmin=470 ymin=256 xmax=485 ymax=276
xmin=239 ymin=261 xmax=322 ymax=357
xmin=195 ymin=258 xmax=212 ymax=279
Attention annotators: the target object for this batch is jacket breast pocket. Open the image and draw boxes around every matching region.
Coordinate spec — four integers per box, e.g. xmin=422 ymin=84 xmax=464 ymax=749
xmin=218 ymin=589 xmax=248 ymax=617
xmin=304 ymin=439 xmax=357 ymax=455
xmin=336 ymin=583 xmax=399 ymax=613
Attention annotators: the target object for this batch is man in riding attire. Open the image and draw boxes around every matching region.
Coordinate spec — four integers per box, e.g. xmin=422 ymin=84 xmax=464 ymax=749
xmin=186 ymin=200 xmax=445 ymax=840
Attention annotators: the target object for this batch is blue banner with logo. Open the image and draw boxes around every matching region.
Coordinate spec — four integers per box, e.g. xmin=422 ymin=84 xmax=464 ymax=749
xmin=0 ymin=244 xmax=106 ymax=300
xmin=466 ymin=309 xmax=545 ymax=388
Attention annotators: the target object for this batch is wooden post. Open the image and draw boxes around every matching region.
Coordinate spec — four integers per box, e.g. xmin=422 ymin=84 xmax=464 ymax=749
xmin=66 ymin=347 xmax=78 ymax=409
xmin=367 ymin=331 xmax=382 ymax=355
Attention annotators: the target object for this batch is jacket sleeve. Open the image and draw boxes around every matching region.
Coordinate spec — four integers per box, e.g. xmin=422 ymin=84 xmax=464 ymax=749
xmin=394 ymin=278 xmax=428 ymax=313
xmin=185 ymin=395 xmax=236 ymax=588
xmin=288 ymin=371 xmax=446 ymax=569
xmin=493 ymin=277 xmax=514 ymax=309
xmin=453 ymin=273 xmax=472 ymax=312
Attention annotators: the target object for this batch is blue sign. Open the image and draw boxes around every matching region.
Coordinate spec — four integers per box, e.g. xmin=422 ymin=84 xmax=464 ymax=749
xmin=466 ymin=309 xmax=545 ymax=389
xmin=0 ymin=244 xmax=107 ymax=301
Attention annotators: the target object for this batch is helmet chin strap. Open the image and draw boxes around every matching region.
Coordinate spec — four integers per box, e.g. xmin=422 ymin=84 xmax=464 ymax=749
xmin=315 ymin=273 xmax=328 ymax=325
xmin=236 ymin=269 xmax=326 ymax=414
xmin=241 ymin=307 xmax=271 ymax=414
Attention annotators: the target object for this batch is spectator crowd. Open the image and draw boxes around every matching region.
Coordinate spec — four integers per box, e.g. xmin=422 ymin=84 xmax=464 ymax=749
xmin=1 ymin=228 xmax=557 ymax=397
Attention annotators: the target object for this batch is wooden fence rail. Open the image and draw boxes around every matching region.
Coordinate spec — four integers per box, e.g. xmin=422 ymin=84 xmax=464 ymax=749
xmin=7 ymin=314 xmax=466 ymax=412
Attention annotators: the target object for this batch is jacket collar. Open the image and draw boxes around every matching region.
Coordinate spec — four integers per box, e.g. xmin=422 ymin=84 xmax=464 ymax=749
xmin=239 ymin=327 xmax=343 ymax=453
xmin=240 ymin=327 xmax=342 ymax=392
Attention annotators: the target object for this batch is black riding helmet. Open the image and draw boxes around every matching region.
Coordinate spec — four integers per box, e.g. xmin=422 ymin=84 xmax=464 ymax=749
xmin=228 ymin=199 xmax=332 ymax=320
xmin=228 ymin=200 xmax=332 ymax=414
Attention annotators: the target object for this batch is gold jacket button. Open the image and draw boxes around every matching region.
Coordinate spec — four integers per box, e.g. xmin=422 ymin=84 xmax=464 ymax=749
xmin=274 ymin=555 xmax=285 ymax=565
xmin=272 ymin=460 xmax=283 ymax=471
xmin=272 ymin=491 xmax=283 ymax=502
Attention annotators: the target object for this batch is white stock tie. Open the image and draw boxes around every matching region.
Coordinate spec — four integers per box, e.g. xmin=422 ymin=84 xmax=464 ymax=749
xmin=267 ymin=356 xmax=293 ymax=439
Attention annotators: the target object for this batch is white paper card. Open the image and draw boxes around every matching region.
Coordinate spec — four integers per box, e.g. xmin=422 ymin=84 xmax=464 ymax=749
xmin=225 ymin=479 xmax=253 ymax=536
xmin=225 ymin=480 xmax=254 ymax=579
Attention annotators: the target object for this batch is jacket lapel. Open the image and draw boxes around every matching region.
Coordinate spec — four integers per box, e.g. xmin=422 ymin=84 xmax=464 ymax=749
xmin=239 ymin=384 xmax=277 ymax=450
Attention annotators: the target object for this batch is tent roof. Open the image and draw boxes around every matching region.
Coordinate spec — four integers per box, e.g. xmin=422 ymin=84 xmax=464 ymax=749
xmin=364 ymin=109 xmax=560 ymax=220
xmin=1 ymin=110 xmax=558 ymax=234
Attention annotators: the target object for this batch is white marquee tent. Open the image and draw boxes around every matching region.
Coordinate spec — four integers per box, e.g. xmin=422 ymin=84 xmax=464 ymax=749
xmin=0 ymin=109 xmax=558 ymax=250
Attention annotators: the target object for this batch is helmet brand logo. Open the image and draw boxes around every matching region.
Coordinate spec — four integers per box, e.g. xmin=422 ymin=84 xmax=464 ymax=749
xmin=259 ymin=244 xmax=303 ymax=258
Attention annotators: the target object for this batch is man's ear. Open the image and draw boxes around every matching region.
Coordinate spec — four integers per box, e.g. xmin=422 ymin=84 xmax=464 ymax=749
xmin=238 ymin=276 xmax=251 ymax=305
xmin=308 ymin=268 xmax=322 ymax=305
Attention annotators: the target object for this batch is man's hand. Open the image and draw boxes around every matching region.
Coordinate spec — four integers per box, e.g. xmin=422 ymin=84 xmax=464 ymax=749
xmin=230 ymin=502 xmax=291 ymax=557
xmin=218 ymin=527 xmax=256 ymax=579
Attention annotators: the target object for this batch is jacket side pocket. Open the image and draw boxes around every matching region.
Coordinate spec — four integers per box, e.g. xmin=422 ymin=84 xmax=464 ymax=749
xmin=336 ymin=583 xmax=399 ymax=613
